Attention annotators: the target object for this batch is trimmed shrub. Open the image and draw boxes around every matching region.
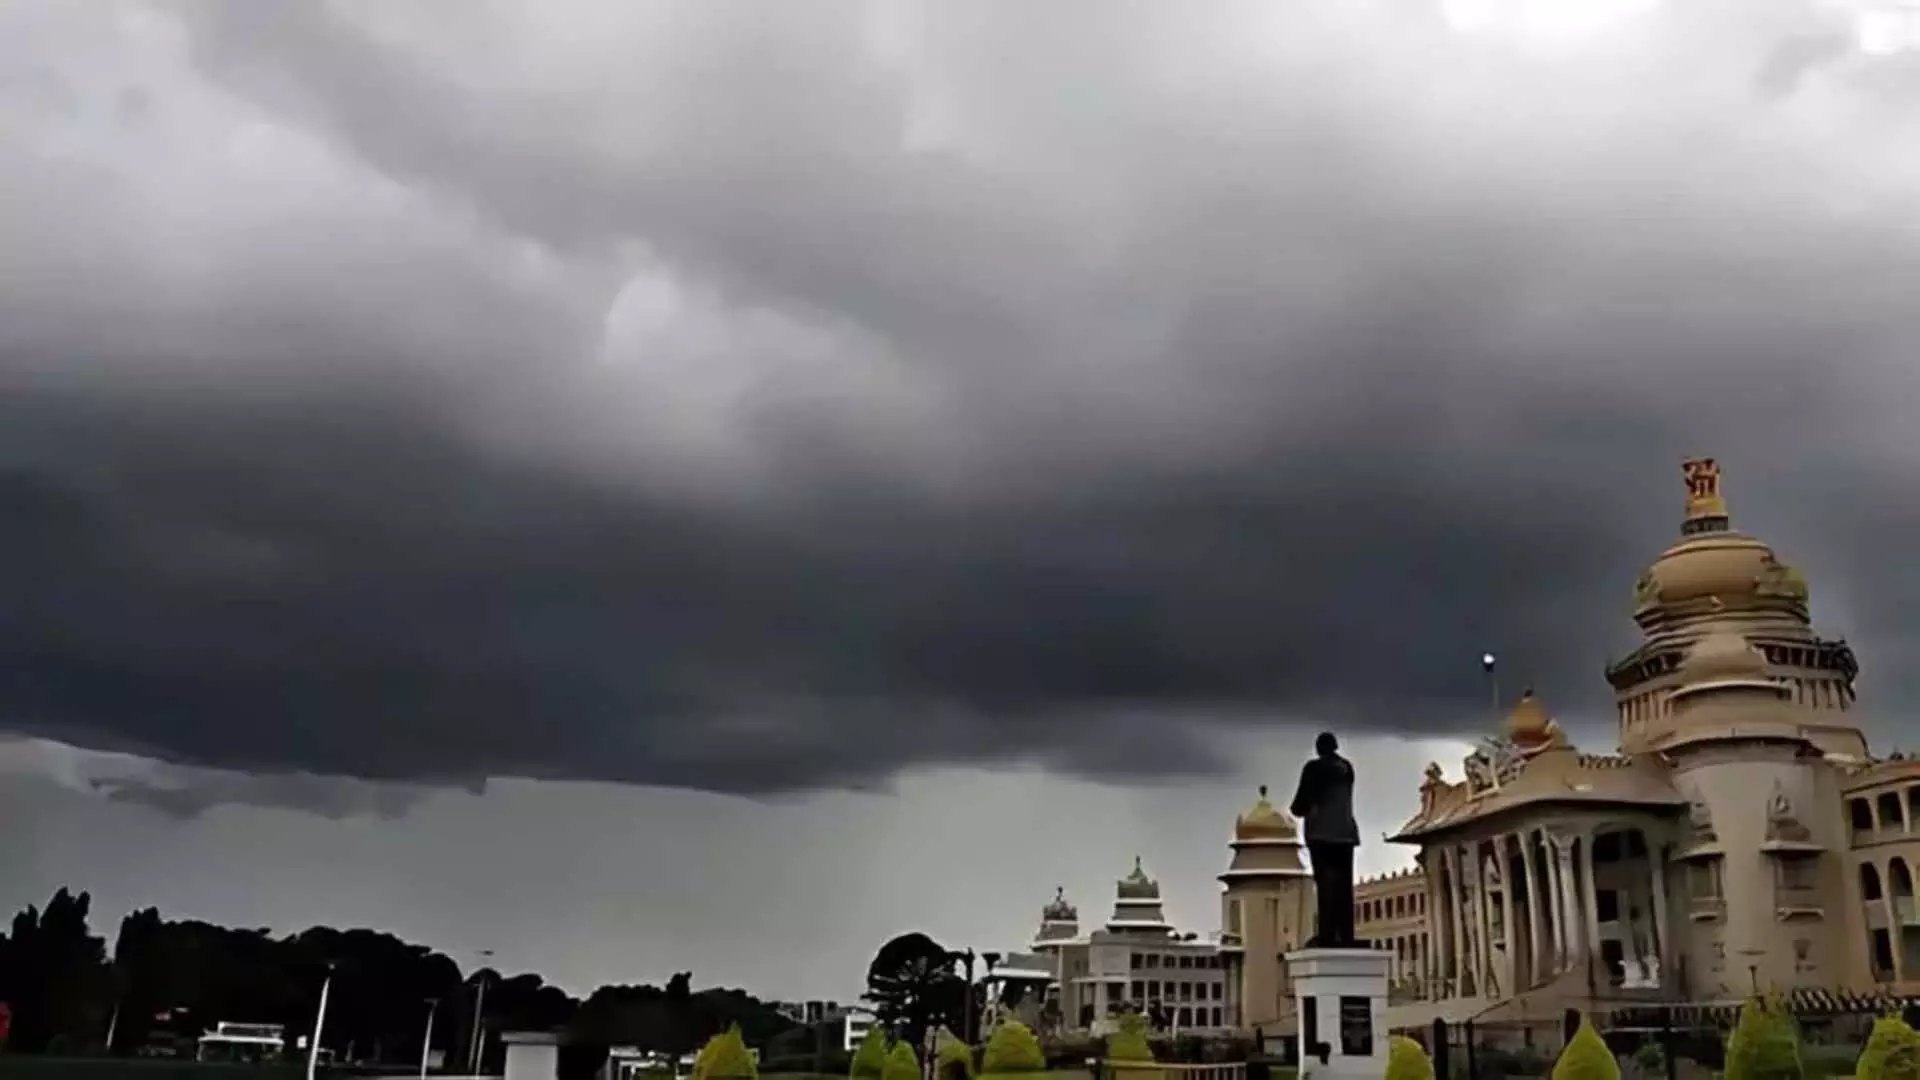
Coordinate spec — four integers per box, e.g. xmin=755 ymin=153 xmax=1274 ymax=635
xmin=882 ymin=1041 xmax=921 ymax=1080
xmin=696 ymin=1026 xmax=759 ymax=1080
xmin=934 ymin=1027 xmax=974 ymax=1080
xmin=1108 ymin=1013 xmax=1155 ymax=1061
xmin=1107 ymin=1013 xmax=1160 ymax=1080
xmin=1726 ymin=995 xmax=1803 ymax=1080
xmin=1387 ymin=1035 xmax=1436 ymax=1080
xmin=1859 ymin=1015 xmax=1920 ymax=1080
xmin=1553 ymin=1016 xmax=1620 ymax=1080
xmin=851 ymin=1029 xmax=890 ymax=1080
xmin=982 ymin=1020 xmax=1046 ymax=1075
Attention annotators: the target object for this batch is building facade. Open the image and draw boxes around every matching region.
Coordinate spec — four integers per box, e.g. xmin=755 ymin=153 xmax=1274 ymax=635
xmin=989 ymin=458 xmax=1920 ymax=1042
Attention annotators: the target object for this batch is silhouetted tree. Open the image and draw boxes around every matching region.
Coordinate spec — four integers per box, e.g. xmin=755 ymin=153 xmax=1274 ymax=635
xmin=863 ymin=933 xmax=972 ymax=1051
xmin=0 ymin=887 xmax=796 ymax=1066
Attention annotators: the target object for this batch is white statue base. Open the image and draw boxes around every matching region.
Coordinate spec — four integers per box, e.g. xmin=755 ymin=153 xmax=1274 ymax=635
xmin=1284 ymin=948 xmax=1391 ymax=1080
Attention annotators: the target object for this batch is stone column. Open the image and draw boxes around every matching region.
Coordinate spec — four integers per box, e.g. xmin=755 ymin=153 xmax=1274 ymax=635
xmin=1447 ymin=846 xmax=1470 ymax=997
xmin=1496 ymin=839 xmax=1518 ymax=995
xmin=1549 ymin=831 xmax=1578 ymax=971
xmin=1520 ymin=829 xmax=1548 ymax=986
xmin=1420 ymin=862 xmax=1437 ymax=998
xmin=1886 ymin=858 xmax=1904 ymax=982
xmin=1579 ymin=831 xmax=1605 ymax=980
xmin=1649 ymin=842 xmax=1672 ymax=984
xmin=1465 ymin=844 xmax=1493 ymax=997
xmin=1455 ymin=845 xmax=1479 ymax=996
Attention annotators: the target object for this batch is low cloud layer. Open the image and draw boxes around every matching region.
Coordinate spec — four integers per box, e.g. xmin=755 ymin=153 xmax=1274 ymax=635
xmin=7 ymin=0 xmax=1920 ymax=807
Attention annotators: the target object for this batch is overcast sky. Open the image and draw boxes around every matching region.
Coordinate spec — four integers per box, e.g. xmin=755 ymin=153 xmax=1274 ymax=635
xmin=6 ymin=0 xmax=1920 ymax=1001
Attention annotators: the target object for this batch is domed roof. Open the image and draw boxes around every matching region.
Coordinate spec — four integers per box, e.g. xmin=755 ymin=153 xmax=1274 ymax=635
xmin=1041 ymin=886 xmax=1078 ymax=923
xmin=1234 ymin=785 xmax=1299 ymax=842
xmin=1632 ymin=459 xmax=1810 ymax=630
xmin=1505 ymin=689 xmax=1564 ymax=750
xmin=1686 ymin=626 xmax=1767 ymax=679
xmin=1671 ymin=626 xmax=1790 ymax=705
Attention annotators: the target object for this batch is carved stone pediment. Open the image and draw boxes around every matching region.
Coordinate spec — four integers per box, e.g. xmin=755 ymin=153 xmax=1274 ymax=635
xmin=1635 ymin=570 xmax=1660 ymax=606
xmin=1463 ymin=750 xmax=1496 ymax=795
xmin=1464 ymin=737 xmax=1524 ymax=795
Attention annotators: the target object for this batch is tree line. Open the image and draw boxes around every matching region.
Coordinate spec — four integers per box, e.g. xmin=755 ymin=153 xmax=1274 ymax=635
xmin=0 ymin=887 xmax=798 ymax=1068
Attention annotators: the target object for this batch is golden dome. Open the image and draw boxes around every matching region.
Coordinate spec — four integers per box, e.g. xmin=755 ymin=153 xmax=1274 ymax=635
xmin=1234 ymin=786 xmax=1299 ymax=842
xmin=1632 ymin=460 xmax=1810 ymax=630
xmin=1506 ymin=689 xmax=1557 ymax=748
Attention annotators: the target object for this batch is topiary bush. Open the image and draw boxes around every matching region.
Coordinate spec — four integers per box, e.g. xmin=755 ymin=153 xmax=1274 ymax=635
xmin=1553 ymin=1015 xmax=1621 ymax=1080
xmin=982 ymin=1020 xmax=1046 ymax=1076
xmin=1726 ymin=995 xmax=1803 ymax=1080
xmin=1859 ymin=1014 xmax=1920 ymax=1080
xmin=934 ymin=1027 xmax=974 ymax=1080
xmin=1387 ymin=1035 xmax=1436 ymax=1080
xmin=852 ymin=1028 xmax=890 ymax=1080
xmin=1106 ymin=1013 xmax=1160 ymax=1080
xmin=696 ymin=1025 xmax=759 ymax=1080
xmin=883 ymin=1041 xmax=921 ymax=1080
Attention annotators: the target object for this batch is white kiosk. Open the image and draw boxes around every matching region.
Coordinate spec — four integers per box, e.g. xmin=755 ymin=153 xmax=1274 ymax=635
xmin=1282 ymin=948 xmax=1391 ymax=1080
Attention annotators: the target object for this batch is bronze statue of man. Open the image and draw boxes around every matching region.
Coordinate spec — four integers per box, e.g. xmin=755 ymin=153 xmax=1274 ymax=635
xmin=1290 ymin=730 xmax=1360 ymax=947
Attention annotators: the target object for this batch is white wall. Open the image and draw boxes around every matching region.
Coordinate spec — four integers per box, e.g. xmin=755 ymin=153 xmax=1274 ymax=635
xmin=504 ymin=1043 xmax=559 ymax=1080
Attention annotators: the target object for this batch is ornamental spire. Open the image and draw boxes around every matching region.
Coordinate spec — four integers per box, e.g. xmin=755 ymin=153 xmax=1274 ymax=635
xmin=1681 ymin=457 xmax=1729 ymax=535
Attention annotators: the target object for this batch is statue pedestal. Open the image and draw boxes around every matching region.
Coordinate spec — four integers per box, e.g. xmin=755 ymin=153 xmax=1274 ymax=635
xmin=1284 ymin=948 xmax=1391 ymax=1080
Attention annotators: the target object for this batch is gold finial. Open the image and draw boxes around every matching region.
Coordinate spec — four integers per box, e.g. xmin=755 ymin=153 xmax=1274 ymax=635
xmin=1133 ymin=854 xmax=1143 ymax=873
xmin=1257 ymin=784 xmax=1268 ymax=799
xmin=1682 ymin=457 xmax=1728 ymax=528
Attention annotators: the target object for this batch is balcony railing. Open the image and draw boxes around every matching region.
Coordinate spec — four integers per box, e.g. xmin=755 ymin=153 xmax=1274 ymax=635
xmin=1894 ymin=896 xmax=1920 ymax=924
xmin=1775 ymin=884 xmax=1823 ymax=910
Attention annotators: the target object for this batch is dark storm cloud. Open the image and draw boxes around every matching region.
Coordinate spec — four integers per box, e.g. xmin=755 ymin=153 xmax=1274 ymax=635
xmin=5 ymin=0 xmax=1920 ymax=805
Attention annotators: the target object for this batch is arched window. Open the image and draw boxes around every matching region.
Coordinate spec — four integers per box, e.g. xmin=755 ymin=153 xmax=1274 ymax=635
xmin=1862 ymin=862 xmax=1885 ymax=902
xmin=1881 ymin=792 xmax=1906 ymax=833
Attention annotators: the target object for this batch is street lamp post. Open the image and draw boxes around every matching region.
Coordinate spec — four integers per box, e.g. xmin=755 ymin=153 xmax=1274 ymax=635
xmin=419 ymin=999 xmax=440 ymax=1080
xmin=1481 ymin=652 xmax=1499 ymax=714
xmin=306 ymin=963 xmax=336 ymax=1080
xmin=467 ymin=950 xmax=495 ymax=1075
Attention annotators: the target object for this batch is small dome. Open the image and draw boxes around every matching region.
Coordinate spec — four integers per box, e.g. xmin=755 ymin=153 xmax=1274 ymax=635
xmin=1680 ymin=626 xmax=1770 ymax=684
xmin=1505 ymin=690 xmax=1558 ymax=748
xmin=1234 ymin=785 xmax=1299 ymax=842
xmin=1041 ymin=886 xmax=1077 ymax=923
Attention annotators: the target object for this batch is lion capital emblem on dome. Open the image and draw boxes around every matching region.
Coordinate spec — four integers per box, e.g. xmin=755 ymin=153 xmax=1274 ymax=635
xmin=1754 ymin=557 xmax=1809 ymax=602
xmin=1634 ymin=569 xmax=1661 ymax=606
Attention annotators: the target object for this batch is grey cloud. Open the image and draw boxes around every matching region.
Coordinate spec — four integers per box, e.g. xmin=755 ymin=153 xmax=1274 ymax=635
xmin=5 ymin=0 xmax=1920 ymax=810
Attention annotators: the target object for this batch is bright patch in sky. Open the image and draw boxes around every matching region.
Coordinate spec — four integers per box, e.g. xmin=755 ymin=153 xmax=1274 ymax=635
xmin=1439 ymin=0 xmax=1664 ymax=46
xmin=1853 ymin=3 xmax=1920 ymax=54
